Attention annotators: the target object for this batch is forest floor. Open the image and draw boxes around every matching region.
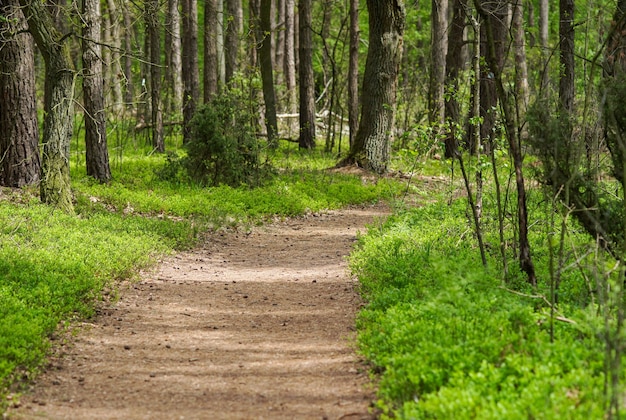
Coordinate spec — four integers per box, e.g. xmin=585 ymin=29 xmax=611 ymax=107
xmin=7 ymin=202 xmax=390 ymax=420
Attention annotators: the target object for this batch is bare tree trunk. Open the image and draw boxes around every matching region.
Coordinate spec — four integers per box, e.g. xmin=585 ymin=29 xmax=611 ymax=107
xmin=104 ymin=0 xmax=124 ymax=116
xmin=205 ymin=0 xmax=219 ymax=100
xmin=0 ymin=0 xmax=40 ymax=187
xmin=258 ymin=0 xmax=278 ymax=144
xmin=348 ymin=0 xmax=359 ymax=148
xmin=559 ymin=0 xmax=575 ymax=113
xmin=284 ymin=0 xmax=297 ymax=114
xmin=83 ymin=0 xmax=112 ymax=181
xmin=217 ymin=0 xmax=226 ymax=86
xmin=539 ymin=0 xmax=549 ymax=90
xmin=20 ymin=0 xmax=75 ymax=212
xmin=182 ymin=0 xmax=200 ymax=143
xmin=511 ymin=0 xmax=529 ymax=118
xmin=274 ymin=0 xmax=285 ymax=88
xmin=476 ymin=0 xmax=536 ymax=286
xmin=123 ymin=3 xmax=135 ymax=109
xmin=443 ymin=0 xmax=466 ymax=158
xmin=298 ymin=0 xmax=316 ymax=149
xmin=341 ymin=0 xmax=405 ymax=174
xmin=165 ymin=0 xmax=184 ymax=115
xmin=429 ymin=0 xmax=448 ymax=125
xmin=147 ymin=0 xmax=165 ymax=152
xmin=225 ymin=0 xmax=241 ymax=84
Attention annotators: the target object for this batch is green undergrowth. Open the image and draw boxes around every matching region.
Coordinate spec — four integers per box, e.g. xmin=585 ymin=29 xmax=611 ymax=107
xmin=351 ymin=200 xmax=609 ymax=419
xmin=0 ymin=141 xmax=401 ymax=412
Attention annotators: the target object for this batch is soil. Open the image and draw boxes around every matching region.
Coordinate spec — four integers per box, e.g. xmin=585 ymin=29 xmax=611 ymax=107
xmin=7 ymin=203 xmax=390 ymax=420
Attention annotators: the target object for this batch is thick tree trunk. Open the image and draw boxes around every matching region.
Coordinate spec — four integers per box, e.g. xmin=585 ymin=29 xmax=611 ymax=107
xmin=147 ymin=0 xmax=165 ymax=152
xmin=217 ymin=0 xmax=225 ymax=86
xmin=348 ymin=0 xmax=359 ymax=148
xmin=0 ymin=0 xmax=40 ymax=187
xmin=298 ymin=0 xmax=316 ymax=149
xmin=204 ymin=0 xmax=219 ymax=101
xmin=429 ymin=0 xmax=448 ymax=125
xmin=21 ymin=0 xmax=74 ymax=212
xmin=259 ymin=0 xmax=278 ymax=144
xmin=274 ymin=0 xmax=285 ymax=88
xmin=182 ymin=0 xmax=200 ymax=143
xmin=342 ymin=0 xmax=405 ymax=174
xmin=83 ymin=0 xmax=112 ymax=181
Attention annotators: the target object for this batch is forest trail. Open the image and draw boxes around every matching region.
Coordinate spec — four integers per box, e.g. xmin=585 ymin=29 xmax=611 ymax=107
xmin=8 ymin=204 xmax=389 ymax=420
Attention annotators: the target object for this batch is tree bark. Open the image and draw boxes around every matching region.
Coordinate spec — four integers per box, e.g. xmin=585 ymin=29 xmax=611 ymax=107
xmin=122 ymin=2 xmax=135 ymax=109
xmin=146 ymin=0 xmax=165 ymax=152
xmin=443 ymin=0 xmax=466 ymax=158
xmin=0 ymin=0 xmax=40 ymax=187
xmin=259 ymin=0 xmax=278 ymax=144
xmin=341 ymin=0 xmax=405 ymax=174
xmin=298 ymin=0 xmax=316 ymax=149
xmin=511 ymin=0 xmax=529 ymax=119
xmin=476 ymin=0 xmax=536 ymax=286
xmin=225 ymin=0 xmax=241 ymax=84
xmin=104 ymin=0 xmax=124 ymax=116
xmin=348 ymin=0 xmax=359 ymax=148
xmin=20 ymin=0 xmax=75 ymax=212
xmin=165 ymin=0 xmax=184 ymax=115
xmin=539 ymin=0 xmax=549 ymax=90
xmin=204 ymin=0 xmax=219 ymax=101
xmin=429 ymin=0 xmax=448 ymax=125
xmin=182 ymin=0 xmax=200 ymax=143
xmin=284 ymin=0 xmax=297 ymax=114
xmin=559 ymin=0 xmax=575 ymax=113
xmin=83 ymin=0 xmax=112 ymax=181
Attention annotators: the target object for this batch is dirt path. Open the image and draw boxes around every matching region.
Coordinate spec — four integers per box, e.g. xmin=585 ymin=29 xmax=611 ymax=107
xmin=8 ymin=204 xmax=389 ymax=420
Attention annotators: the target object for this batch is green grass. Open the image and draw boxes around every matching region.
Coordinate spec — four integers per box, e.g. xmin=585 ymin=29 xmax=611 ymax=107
xmin=351 ymin=200 xmax=610 ymax=419
xmin=0 ymin=139 xmax=401 ymax=412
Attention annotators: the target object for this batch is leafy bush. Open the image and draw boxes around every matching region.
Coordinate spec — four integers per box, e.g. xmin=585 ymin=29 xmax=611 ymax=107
xmin=181 ymin=87 xmax=270 ymax=187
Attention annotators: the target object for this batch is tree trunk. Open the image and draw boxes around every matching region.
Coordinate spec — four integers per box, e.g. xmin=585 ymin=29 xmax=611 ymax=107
xmin=443 ymin=0 xmax=466 ymax=158
xmin=225 ymin=0 xmax=241 ymax=84
xmin=182 ymin=0 xmax=200 ymax=143
xmin=83 ymin=0 xmax=112 ymax=181
xmin=476 ymin=0 xmax=507 ymax=152
xmin=341 ymin=0 xmax=405 ymax=174
xmin=429 ymin=0 xmax=448 ymax=125
xmin=298 ymin=0 xmax=316 ymax=149
xmin=539 ymin=0 xmax=549 ymax=90
xmin=0 ymin=0 xmax=40 ymax=187
xmin=274 ymin=0 xmax=285 ymax=88
xmin=284 ymin=0 xmax=297 ymax=114
xmin=217 ymin=0 xmax=226 ymax=86
xmin=476 ymin=0 xmax=536 ymax=286
xmin=511 ymin=0 xmax=529 ymax=119
xmin=123 ymin=2 xmax=135 ymax=109
xmin=204 ymin=0 xmax=219 ymax=101
xmin=21 ymin=0 xmax=74 ymax=212
xmin=104 ymin=0 xmax=124 ymax=116
xmin=165 ymin=0 xmax=184 ymax=115
xmin=259 ymin=0 xmax=278 ymax=144
xmin=348 ymin=0 xmax=359 ymax=148
xmin=147 ymin=0 xmax=165 ymax=152
xmin=559 ymin=0 xmax=575 ymax=113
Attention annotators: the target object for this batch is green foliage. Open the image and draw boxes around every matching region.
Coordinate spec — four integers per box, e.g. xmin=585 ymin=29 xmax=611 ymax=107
xmin=177 ymin=86 xmax=270 ymax=187
xmin=352 ymin=200 xmax=609 ymax=419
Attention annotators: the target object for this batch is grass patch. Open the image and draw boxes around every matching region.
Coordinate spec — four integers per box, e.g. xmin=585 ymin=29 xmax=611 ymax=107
xmin=351 ymin=200 xmax=608 ymax=419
